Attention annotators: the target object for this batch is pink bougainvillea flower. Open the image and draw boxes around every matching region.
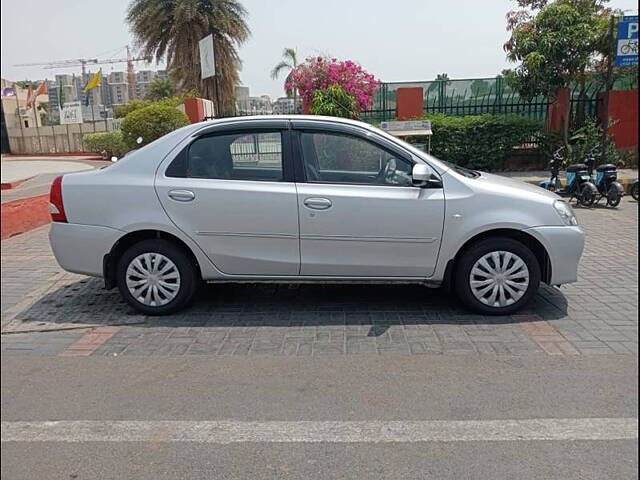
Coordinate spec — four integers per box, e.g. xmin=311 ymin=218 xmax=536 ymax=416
xmin=288 ymin=56 xmax=380 ymax=112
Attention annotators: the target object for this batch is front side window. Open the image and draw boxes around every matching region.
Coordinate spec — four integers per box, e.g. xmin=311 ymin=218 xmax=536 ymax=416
xmin=186 ymin=131 xmax=283 ymax=181
xmin=300 ymin=131 xmax=412 ymax=186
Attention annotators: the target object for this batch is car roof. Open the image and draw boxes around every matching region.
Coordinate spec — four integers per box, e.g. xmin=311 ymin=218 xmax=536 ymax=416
xmin=190 ymin=115 xmax=375 ymax=131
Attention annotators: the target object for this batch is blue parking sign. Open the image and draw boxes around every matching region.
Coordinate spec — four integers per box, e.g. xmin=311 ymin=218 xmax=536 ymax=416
xmin=615 ymin=15 xmax=638 ymax=67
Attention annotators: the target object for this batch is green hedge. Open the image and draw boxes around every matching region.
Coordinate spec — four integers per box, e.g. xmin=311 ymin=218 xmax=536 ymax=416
xmin=121 ymin=104 xmax=190 ymax=149
xmin=409 ymin=114 xmax=544 ymax=171
xmin=82 ymin=131 xmax=127 ymax=157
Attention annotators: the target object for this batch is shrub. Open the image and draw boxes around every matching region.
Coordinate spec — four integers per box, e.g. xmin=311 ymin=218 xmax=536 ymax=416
xmin=289 ymin=56 xmax=380 ymax=113
xmin=121 ymin=104 xmax=190 ymax=148
xmin=408 ymin=114 xmax=544 ymax=171
xmin=309 ymin=85 xmax=357 ymax=118
xmin=83 ymin=131 xmax=127 ymax=157
xmin=113 ymin=99 xmax=151 ymax=119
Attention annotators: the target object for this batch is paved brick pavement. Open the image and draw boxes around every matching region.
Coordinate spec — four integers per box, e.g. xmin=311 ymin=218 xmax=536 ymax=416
xmin=1 ymin=199 xmax=637 ymax=356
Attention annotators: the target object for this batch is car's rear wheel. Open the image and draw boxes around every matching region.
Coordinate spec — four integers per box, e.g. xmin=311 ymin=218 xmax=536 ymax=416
xmin=454 ymin=237 xmax=540 ymax=315
xmin=116 ymin=239 xmax=198 ymax=315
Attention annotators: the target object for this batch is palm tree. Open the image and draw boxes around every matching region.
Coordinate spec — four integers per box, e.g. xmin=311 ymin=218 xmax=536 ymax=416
xmin=145 ymin=77 xmax=177 ymax=100
xmin=271 ymin=48 xmax=298 ymax=110
xmin=127 ymin=0 xmax=250 ymax=115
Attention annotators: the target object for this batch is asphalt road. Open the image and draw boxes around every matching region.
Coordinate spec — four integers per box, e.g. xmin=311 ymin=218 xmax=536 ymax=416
xmin=2 ymin=355 xmax=637 ymax=479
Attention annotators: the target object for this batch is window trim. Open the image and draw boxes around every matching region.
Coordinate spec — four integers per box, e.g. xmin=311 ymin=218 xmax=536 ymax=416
xmin=293 ymin=127 xmax=416 ymax=187
xmin=165 ymin=127 xmax=294 ymax=183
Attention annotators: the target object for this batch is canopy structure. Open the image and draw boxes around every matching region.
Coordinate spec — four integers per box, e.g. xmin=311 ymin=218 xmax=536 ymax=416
xmin=380 ymin=120 xmax=432 ymax=153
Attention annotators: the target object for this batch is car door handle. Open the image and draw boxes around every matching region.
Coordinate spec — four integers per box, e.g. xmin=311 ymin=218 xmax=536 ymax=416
xmin=168 ymin=189 xmax=195 ymax=202
xmin=303 ymin=197 xmax=332 ymax=210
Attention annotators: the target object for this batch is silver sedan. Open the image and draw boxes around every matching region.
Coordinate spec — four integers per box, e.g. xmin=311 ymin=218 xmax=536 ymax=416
xmin=48 ymin=116 xmax=584 ymax=315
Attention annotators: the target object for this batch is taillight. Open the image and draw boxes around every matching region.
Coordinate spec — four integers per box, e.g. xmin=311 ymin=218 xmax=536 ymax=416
xmin=49 ymin=175 xmax=67 ymax=222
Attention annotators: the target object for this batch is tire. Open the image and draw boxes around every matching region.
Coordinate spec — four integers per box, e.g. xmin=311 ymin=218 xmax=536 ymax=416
xmin=116 ymin=239 xmax=199 ymax=315
xmin=632 ymin=183 xmax=639 ymax=202
xmin=579 ymin=183 xmax=597 ymax=207
xmin=606 ymin=184 xmax=622 ymax=207
xmin=454 ymin=237 xmax=541 ymax=315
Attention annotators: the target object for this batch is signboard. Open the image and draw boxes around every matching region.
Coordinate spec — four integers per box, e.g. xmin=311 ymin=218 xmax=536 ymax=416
xmin=60 ymin=102 xmax=83 ymax=125
xmin=199 ymin=34 xmax=215 ymax=79
xmin=615 ymin=15 xmax=638 ymax=67
xmin=380 ymin=120 xmax=432 ymax=136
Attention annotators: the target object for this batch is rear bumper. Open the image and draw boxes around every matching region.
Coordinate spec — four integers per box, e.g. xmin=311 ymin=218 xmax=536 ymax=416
xmin=525 ymin=225 xmax=585 ymax=285
xmin=49 ymin=222 xmax=122 ymax=277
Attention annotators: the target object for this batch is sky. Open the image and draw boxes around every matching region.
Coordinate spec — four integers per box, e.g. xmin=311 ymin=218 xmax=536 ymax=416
xmin=1 ymin=0 xmax=638 ymax=99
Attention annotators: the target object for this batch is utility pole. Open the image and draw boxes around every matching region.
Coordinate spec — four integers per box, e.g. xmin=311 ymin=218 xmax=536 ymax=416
xmin=126 ymin=45 xmax=137 ymax=101
xmin=601 ymin=15 xmax=616 ymax=165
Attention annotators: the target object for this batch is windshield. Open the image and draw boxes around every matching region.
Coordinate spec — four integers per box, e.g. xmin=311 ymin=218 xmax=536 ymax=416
xmin=439 ymin=160 xmax=481 ymax=178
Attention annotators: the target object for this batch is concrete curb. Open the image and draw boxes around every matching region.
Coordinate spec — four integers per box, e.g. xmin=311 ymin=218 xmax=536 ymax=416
xmin=0 ymin=176 xmax=35 ymax=190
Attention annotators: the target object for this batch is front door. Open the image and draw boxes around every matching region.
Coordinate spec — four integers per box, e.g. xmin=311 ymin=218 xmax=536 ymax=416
xmin=294 ymin=127 xmax=445 ymax=277
xmin=156 ymin=127 xmax=299 ymax=276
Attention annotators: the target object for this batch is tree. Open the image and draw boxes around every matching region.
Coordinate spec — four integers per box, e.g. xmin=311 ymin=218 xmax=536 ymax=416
xmin=470 ymin=79 xmax=490 ymax=97
xmin=309 ymin=85 xmax=357 ymax=119
xmin=427 ymin=73 xmax=451 ymax=96
xmin=127 ymin=0 xmax=250 ymax=114
xmin=289 ymin=56 xmax=380 ymax=114
xmin=271 ymin=48 xmax=299 ymax=104
xmin=503 ymin=0 xmax=612 ymax=149
xmin=145 ymin=77 xmax=177 ymax=100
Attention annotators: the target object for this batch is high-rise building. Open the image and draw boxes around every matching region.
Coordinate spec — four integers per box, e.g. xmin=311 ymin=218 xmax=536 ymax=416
xmin=108 ymin=71 xmax=129 ymax=105
xmin=135 ymin=70 xmax=156 ymax=99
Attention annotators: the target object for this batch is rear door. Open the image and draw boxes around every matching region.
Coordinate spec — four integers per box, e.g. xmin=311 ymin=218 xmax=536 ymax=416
xmin=291 ymin=121 xmax=445 ymax=277
xmin=156 ymin=122 xmax=300 ymax=276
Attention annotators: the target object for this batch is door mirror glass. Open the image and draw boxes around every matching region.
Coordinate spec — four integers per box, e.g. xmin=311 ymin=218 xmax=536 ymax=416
xmin=412 ymin=163 xmax=433 ymax=185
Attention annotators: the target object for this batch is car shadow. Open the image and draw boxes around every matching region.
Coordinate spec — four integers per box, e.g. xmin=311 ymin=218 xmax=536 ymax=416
xmin=12 ymin=277 xmax=568 ymax=334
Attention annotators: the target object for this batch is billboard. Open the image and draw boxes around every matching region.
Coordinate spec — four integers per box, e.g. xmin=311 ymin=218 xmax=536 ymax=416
xmin=199 ymin=34 xmax=216 ymax=79
xmin=60 ymin=102 xmax=83 ymax=125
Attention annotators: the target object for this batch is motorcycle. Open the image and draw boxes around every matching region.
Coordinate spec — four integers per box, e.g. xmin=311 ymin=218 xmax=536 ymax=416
xmin=631 ymin=179 xmax=639 ymax=201
xmin=539 ymin=147 xmax=598 ymax=207
xmin=583 ymin=148 xmax=625 ymax=208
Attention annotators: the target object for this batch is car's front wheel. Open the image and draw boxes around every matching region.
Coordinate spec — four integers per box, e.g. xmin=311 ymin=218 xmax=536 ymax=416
xmin=116 ymin=239 xmax=198 ymax=315
xmin=454 ymin=237 xmax=541 ymax=315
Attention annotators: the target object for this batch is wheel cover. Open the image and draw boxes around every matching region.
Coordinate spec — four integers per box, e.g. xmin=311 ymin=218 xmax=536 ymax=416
xmin=469 ymin=251 xmax=530 ymax=308
xmin=125 ymin=253 xmax=181 ymax=307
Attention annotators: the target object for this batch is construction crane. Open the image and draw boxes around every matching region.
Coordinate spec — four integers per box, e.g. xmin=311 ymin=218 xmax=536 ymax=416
xmin=14 ymin=46 xmax=153 ymax=99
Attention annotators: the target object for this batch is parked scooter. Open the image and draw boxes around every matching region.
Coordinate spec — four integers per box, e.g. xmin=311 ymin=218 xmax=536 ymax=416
xmin=539 ymin=147 xmax=598 ymax=207
xmin=583 ymin=148 xmax=625 ymax=207
xmin=631 ymin=179 xmax=639 ymax=201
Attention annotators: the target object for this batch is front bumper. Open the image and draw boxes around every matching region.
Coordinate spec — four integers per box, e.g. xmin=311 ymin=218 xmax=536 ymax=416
xmin=49 ymin=222 xmax=122 ymax=277
xmin=525 ymin=225 xmax=585 ymax=285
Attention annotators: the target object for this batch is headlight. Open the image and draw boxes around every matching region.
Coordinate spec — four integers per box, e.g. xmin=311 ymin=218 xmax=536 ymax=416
xmin=554 ymin=200 xmax=578 ymax=226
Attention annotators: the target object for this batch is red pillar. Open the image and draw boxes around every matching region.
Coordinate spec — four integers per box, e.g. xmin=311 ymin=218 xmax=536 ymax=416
xmin=597 ymin=89 xmax=639 ymax=151
xmin=396 ymin=87 xmax=424 ymax=120
xmin=183 ymin=98 xmax=205 ymax=123
xmin=546 ymin=87 xmax=570 ymax=133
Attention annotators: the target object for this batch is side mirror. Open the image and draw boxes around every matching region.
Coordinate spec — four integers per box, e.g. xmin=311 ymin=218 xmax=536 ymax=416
xmin=136 ymin=136 xmax=143 ymax=145
xmin=110 ymin=156 xmax=118 ymax=162
xmin=412 ymin=163 xmax=442 ymax=188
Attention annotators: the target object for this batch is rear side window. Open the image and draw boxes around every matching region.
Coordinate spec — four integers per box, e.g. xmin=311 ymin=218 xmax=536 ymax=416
xmin=168 ymin=131 xmax=283 ymax=181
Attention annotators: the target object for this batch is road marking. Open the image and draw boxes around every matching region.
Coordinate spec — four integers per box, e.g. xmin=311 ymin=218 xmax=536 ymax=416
xmin=1 ymin=418 xmax=637 ymax=443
